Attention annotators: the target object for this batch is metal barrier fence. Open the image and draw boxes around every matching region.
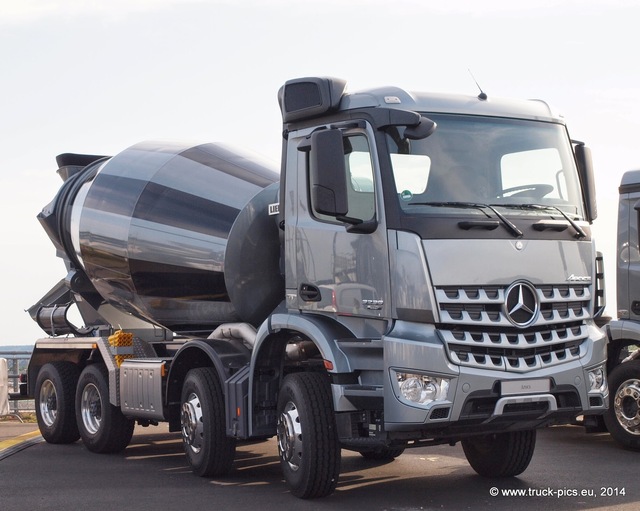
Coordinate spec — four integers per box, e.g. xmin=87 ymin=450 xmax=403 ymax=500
xmin=0 ymin=349 xmax=33 ymax=415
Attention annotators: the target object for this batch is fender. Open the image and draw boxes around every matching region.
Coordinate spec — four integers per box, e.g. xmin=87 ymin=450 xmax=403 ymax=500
xmin=253 ymin=312 xmax=356 ymax=374
xmin=605 ymin=319 xmax=640 ymax=372
xmin=166 ymin=338 xmax=251 ymax=430
xmin=607 ymin=318 xmax=640 ymax=344
xmin=248 ymin=312 xmax=359 ymax=437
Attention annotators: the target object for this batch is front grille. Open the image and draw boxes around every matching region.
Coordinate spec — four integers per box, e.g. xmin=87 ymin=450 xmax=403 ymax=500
xmin=436 ymin=284 xmax=591 ymax=373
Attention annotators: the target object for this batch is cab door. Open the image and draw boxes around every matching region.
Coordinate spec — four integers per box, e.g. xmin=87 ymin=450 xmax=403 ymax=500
xmin=284 ymin=125 xmax=390 ymax=319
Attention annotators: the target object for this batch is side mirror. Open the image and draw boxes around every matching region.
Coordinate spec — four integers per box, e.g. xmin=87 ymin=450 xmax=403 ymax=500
xmin=574 ymin=142 xmax=597 ymax=222
xmin=308 ymin=129 xmax=348 ymax=217
xmin=404 ymin=116 xmax=437 ymax=140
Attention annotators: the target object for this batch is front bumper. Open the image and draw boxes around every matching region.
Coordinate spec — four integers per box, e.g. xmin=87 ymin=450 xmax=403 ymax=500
xmin=381 ymin=321 xmax=608 ymax=437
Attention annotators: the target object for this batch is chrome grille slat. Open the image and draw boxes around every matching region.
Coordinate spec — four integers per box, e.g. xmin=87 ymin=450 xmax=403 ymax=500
xmin=435 ymin=287 xmax=504 ymax=304
xmin=440 ymin=310 xmax=507 ymax=325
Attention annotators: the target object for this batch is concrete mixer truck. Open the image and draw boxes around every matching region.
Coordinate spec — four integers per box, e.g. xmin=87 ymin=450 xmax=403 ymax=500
xmin=26 ymin=77 xmax=608 ymax=498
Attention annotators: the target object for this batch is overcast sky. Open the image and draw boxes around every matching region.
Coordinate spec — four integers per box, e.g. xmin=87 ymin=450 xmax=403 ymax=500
xmin=1 ymin=0 xmax=638 ymax=346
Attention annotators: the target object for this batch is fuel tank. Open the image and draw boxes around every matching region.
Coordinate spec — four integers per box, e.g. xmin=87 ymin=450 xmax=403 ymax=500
xmin=38 ymin=141 xmax=282 ymax=333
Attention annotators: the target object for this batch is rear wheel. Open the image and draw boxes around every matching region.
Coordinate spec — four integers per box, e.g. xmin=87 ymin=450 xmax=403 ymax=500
xmin=276 ymin=372 xmax=340 ymax=498
xmin=604 ymin=360 xmax=640 ymax=450
xmin=462 ymin=430 xmax=536 ymax=477
xmin=180 ymin=367 xmax=236 ymax=476
xmin=75 ymin=364 xmax=134 ymax=453
xmin=35 ymin=362 xmax=80 ymax=444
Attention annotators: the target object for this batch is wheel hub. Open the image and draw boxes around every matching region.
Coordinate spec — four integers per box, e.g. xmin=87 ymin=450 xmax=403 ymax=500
xmin=39 ymin=379 xmax=58 ymax=427
xmin=80 ymin=383 xmax=102 ymax=435
xmin=277 ymin=401 xmax=302 ymax=471
xmin=613 ymin=378 xmax=640 ymax=435
xmin=181 ymin=393 xmax=203 ymax=453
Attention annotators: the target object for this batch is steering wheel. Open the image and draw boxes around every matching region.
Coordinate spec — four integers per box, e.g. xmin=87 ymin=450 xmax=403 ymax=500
xmin=497 ymin=184 xmax=554 ymax=199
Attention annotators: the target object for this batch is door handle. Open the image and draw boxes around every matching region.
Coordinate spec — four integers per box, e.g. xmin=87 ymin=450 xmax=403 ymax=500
xmin=300 ymin=283 xmax=321 ymax=302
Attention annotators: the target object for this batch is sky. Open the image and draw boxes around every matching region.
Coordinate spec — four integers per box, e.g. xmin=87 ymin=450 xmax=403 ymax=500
xmin=1 ymin=0 xmax=639 ymax=346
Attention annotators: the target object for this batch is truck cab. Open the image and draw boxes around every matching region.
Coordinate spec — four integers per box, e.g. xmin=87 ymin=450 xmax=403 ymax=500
xmin=274 ymin=77 xmax=606 ymax=422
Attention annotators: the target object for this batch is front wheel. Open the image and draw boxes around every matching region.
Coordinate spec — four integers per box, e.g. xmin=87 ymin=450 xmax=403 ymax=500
xmin=277 ymin=372 xmax=340 ymax=499
xmin=462 ymin=430 xmax=536 ymax=477
xmin=75 ymin=364 xmax=135 ymax=453
xmin=603 ymin=360 xmax=640 ymax=450
xmin=34 ymin=362 xmax=80 ymax=444
xmin=180 ymin=367 xmax=236 ymax=476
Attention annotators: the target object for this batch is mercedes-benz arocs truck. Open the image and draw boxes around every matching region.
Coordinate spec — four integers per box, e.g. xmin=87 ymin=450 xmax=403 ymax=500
xmin=27 ymin=77 xmax=608 ymax=498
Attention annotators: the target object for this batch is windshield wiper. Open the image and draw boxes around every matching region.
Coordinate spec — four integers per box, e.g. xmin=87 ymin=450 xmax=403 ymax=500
xmin=410 ymin=201 xmax=523 ymax=238
xmin=494 ymin=203 xmax=587 ymax=239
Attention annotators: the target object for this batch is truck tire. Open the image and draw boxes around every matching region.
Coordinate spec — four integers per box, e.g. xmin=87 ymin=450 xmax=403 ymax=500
xmin=276 ymin=372 xmax=341 ymax=499
xmin=462 ymin=430 xmax=536 ymax=477
xmin=180 ymin=367 xmax=236 ymax=476
xmin=35 ymin=362 xmax=80 ymax=444
xmin=75 ymin=364 xmax=135 ymax=453
xmin=603 ymin=360 xmax=640 ymax=450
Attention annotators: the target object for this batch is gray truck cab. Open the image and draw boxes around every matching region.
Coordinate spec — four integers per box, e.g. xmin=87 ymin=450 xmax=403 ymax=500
xmin=268 ymin=76 xmax=606 ymax=447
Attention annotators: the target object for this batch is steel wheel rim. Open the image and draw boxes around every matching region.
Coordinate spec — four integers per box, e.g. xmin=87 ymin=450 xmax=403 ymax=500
xmin=613 ymin=378 xmax=640 ymax=435
xmin=181 ymin=392 xmax=204 ymax=453
xmin=277 ymin=400 xmax=302 ymax=471
xmin=80 ymin=382 xmax=102 ymax=435
xmin=39 ymin=379 xmax=58 ymax=427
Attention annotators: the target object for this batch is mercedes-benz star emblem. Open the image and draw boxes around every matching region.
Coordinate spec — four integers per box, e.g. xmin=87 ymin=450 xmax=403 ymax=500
xmin=504 ymin=281 xmax=539 ymax=328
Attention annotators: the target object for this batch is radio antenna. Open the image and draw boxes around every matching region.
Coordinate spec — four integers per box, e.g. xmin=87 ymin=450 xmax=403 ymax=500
xmin=468 ymin=69 xmax=488 ymax=101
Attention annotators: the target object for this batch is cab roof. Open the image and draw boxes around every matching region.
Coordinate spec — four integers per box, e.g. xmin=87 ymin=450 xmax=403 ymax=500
xmin=341 ymin=86 xmax=564 ymax=124
xmin=279 ymin=77 xmax=564 ymax=125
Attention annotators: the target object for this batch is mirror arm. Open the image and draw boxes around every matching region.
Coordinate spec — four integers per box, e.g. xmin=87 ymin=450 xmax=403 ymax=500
xmin=346 ymin=218 xmax=378 ymax=234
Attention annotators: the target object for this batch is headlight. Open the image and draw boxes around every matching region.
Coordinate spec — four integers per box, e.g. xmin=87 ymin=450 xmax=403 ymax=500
xmin=588 ymin=366 xmax=607 ymax=393
xmin=394 ymin=371 xmax=450 ymax=407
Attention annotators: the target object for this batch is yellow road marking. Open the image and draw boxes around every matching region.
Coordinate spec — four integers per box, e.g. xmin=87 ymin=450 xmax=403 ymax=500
xmin=0 ymin=430 xmax=42 ymax=452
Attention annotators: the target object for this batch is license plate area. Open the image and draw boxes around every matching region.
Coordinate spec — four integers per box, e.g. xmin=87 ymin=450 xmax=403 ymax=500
xmin=501 ymin=378 xmax=551 ymax=396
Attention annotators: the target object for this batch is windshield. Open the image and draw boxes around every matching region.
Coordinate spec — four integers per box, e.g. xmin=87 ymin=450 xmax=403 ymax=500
xmin=386 ymin=114 xmax=585 ymax=219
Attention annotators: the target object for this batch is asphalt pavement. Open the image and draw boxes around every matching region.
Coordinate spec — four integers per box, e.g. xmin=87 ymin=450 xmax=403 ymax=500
xmin=0 ymin=421 xmax=637 ymax=511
